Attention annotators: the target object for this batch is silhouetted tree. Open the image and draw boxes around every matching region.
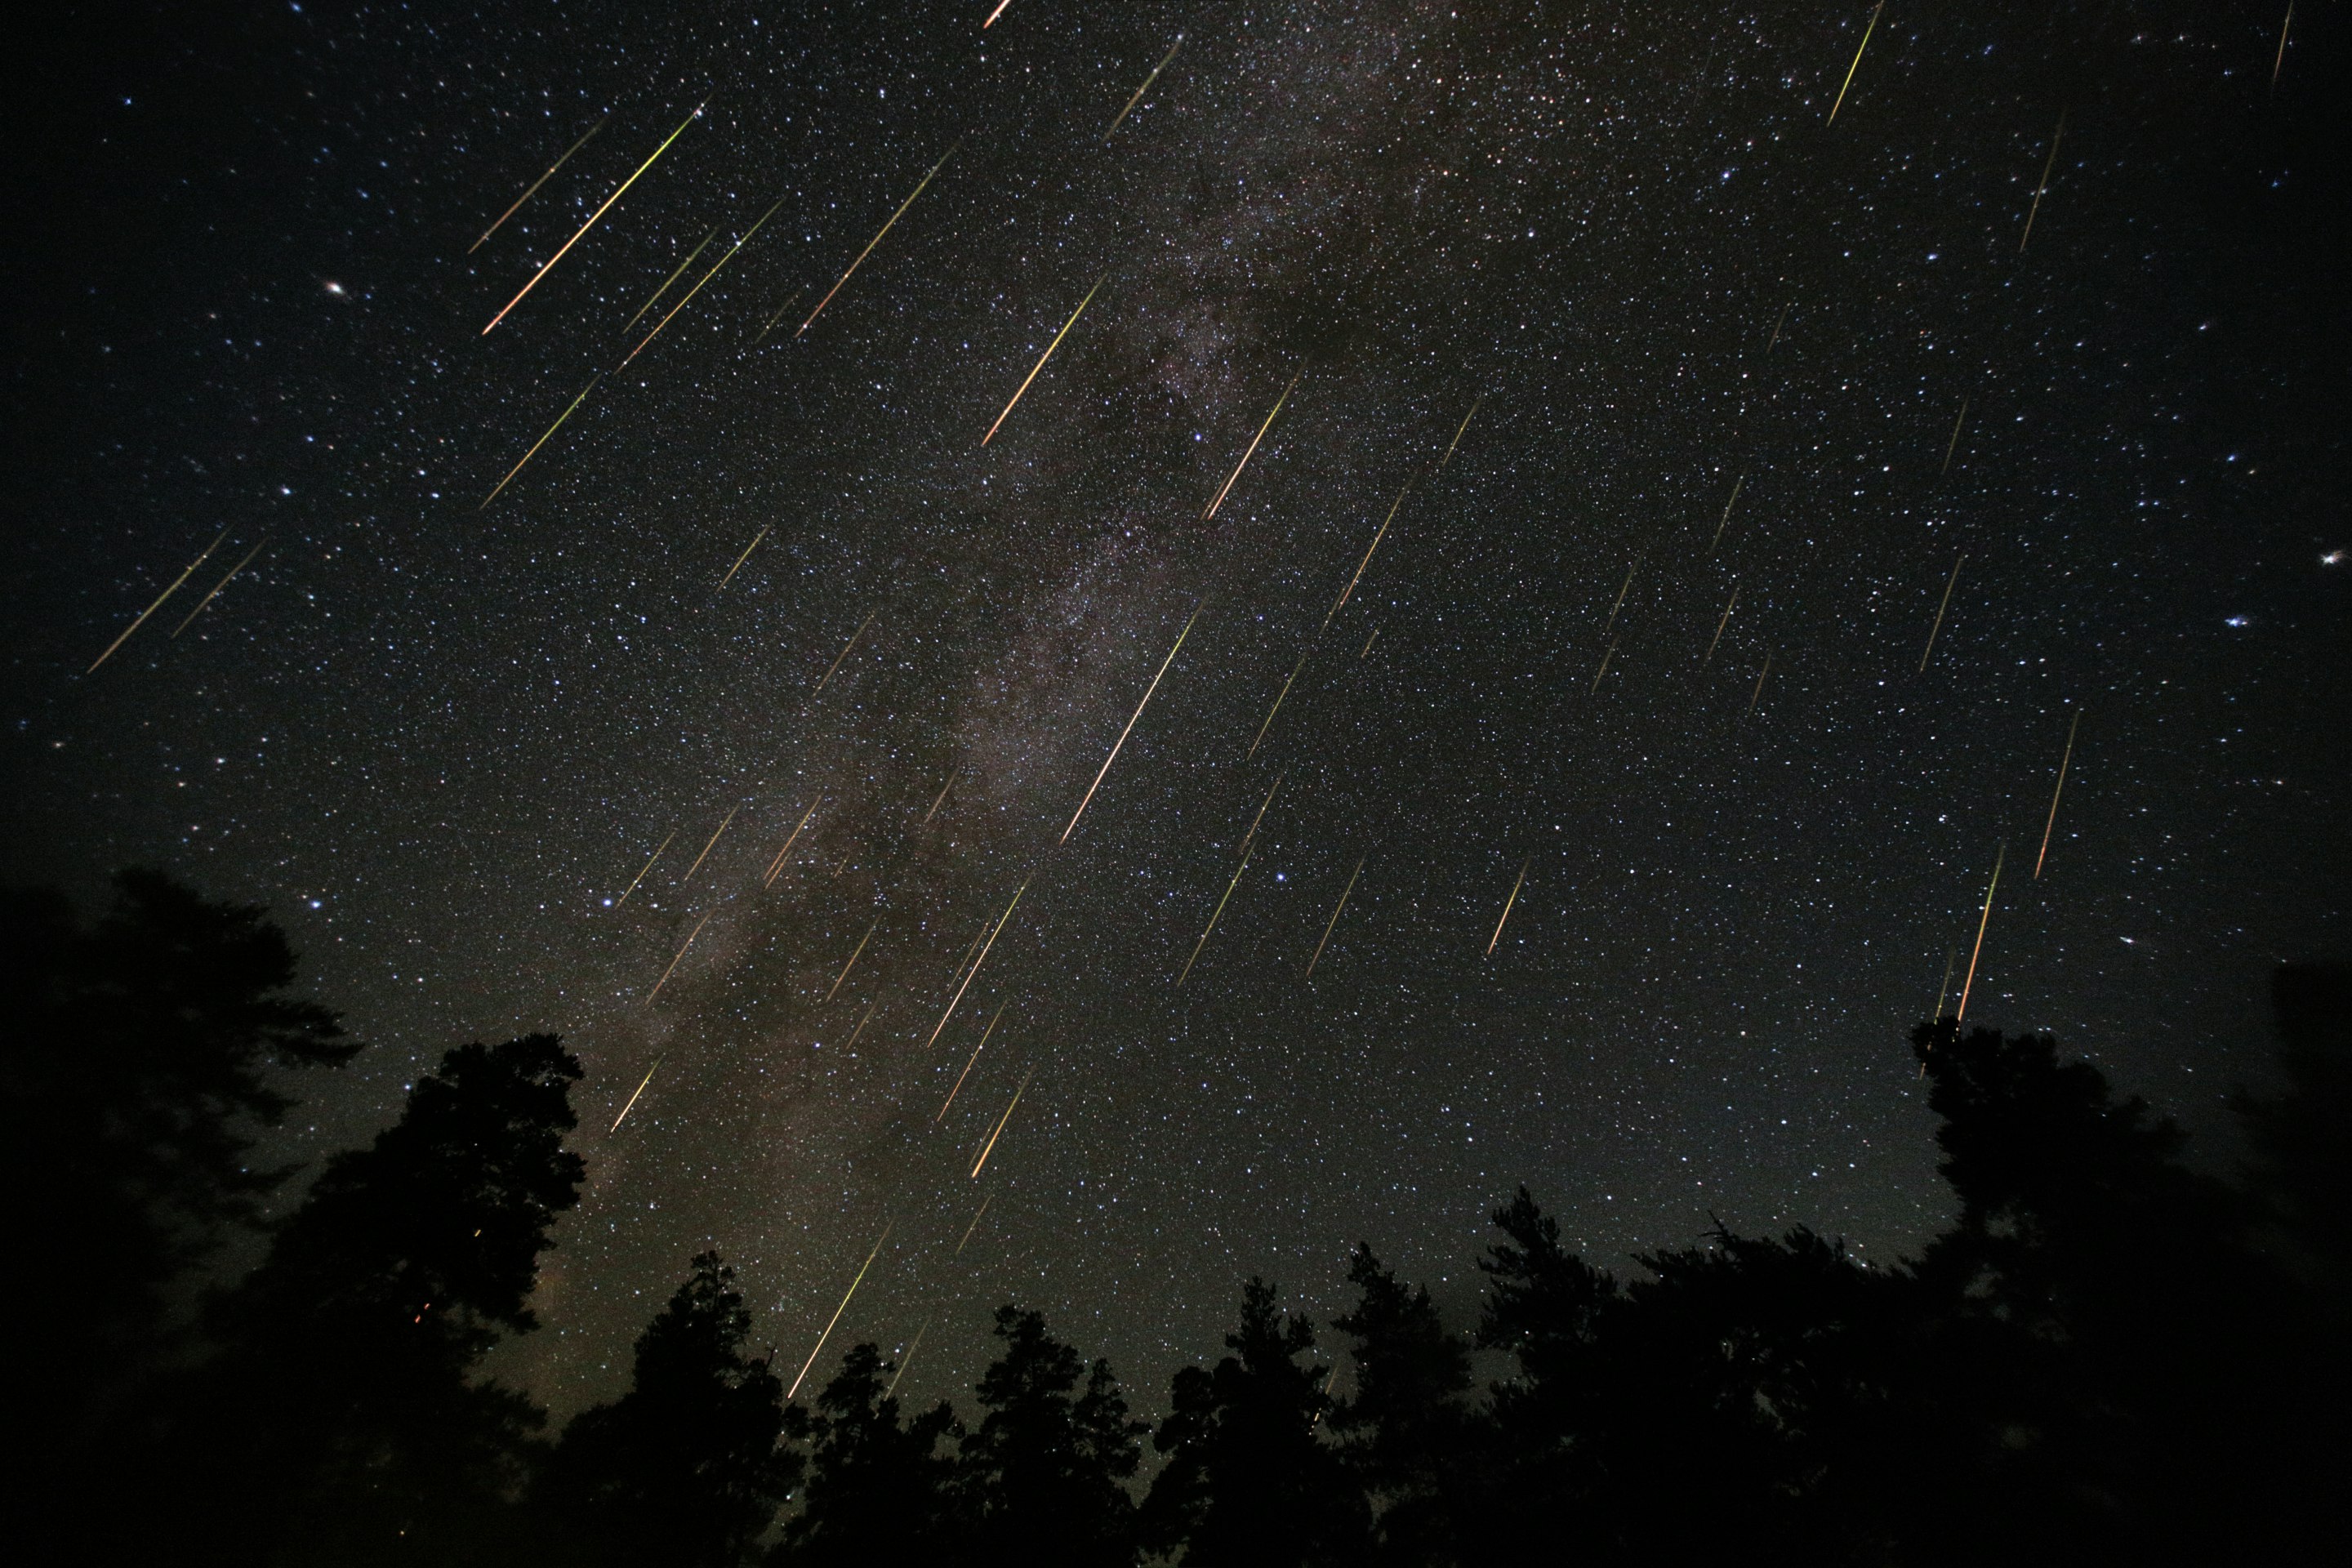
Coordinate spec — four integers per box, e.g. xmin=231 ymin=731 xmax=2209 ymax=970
xmin=2238 ymin=964 xmax=2352 ymax=1281
xmin=1326 ymin=1245 xmax=1474 ymax=1565
xmin=770 ymin=1343 xmax=958 ymax=1566
xmin=533 ymin=1251 xmax=800 ymax=1568
xmin=158 ymin=1033 xmax=586 ymax=1566
xmin=952 ymin=1304 xmax=1146 ymax=1568
xmin=1145 ymin=1276 xmax=1369 ymax=1567
xmin=0 ymin=871 xmax=348 ymax=1556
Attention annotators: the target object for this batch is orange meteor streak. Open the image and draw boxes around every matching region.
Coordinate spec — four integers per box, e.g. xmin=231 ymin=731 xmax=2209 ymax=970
xmin=608 ymin=1054 xmax=665 ymax=1134
xmin=1437 ymin=394 xmax=1484 ymax=471
xmin=2034 ymin=709 xmax=2084 ymax=879
xmin=88 ymin=528 xmax=228 ymax=673
xmin=983 ymin=0 xmax=1013 ymax=25
xmin=938 ymin=1000 xmax=1009 ymax=1120
xmin=616 ymin=830 xmax=675 ymax=907
xmin=827 ymin=918 xmax=880 ymax=1001
xmin=923 ymin=772 xmax=956 ymax=823
xmin=1486 ymin=856 xmax=1530 ymax=956
xmin=790 ymin=1223 xmax=893 ymax=1401
xmin=717 ymin=526 xmax=769 ymax=590
xmin=925 ymin=880 xmax=1028 ymax=1049
xmin=471 ymin=117 xmax=606 ymax=254
xmin=956 ymin=1194 xmax=992 ymax=1254
xmin=171 ymin=537 xmax=268 ymax=637
xmin=1306 ymin=856 xmax=1363 ymax=979
xmin=971 ymin=1068 xmax=1034 ymax=1178
xmin=647 ymin=911 xmax=714 ymax=1003
xmin=1062 ymin=605 xmax=1200 ymax=843
xmin=483 ymin=104 xmax=702 ymax=335
xmin=680 ymin=805 xmax=739 ymax=885
xmin=844 ymin=997 xmax=881 ymax=1050
xmin=2019 ymin=109 xmax=2067 ymax=254
xmin=481 ymin=374 xmax=600 ymax=510
xmin=1825 ymin=2 xmax=1883 ymax=127
xmin=1955 ymin=843 xmax=2006 ymax=1022
xmin=1204 ymin=372 xmax=1302 ymax=519
xmin=800 ymin=140 xmax=960 ymax=338
xmin=982 ymin=273 xmax=1106 ymax=444
xmin=764 ymin=799 xmax=820 ymax=887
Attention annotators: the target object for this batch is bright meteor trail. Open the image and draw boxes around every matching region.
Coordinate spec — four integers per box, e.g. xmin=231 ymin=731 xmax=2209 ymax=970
xmin=1326 ymin=474 xmax=1415 ymax=630
xmin=1825 ymin=2 xmax=1884 ymax=127
xmin=982 ymin=273 xmax=1106 ymax=445
xmin=1062 ymin=604 xmax=1200 ymax=843
xmin=1306 ymin=856 xmax=1363 ymax=979
xmin=1104 ymin=36 xmax=1183 ymax=142
xmin=88 ymin=528 xmax=228 ymax=674
xmin=925 ymin=880 xmax=1028 ymax=1049
xmin=1204 ymin=372 xmax=1302 ymax=519
xmin=1956 ymin=842 xmax=2006 ymax=1022
xmin=171 ymin=537 xmax=267 ymax=638
xmin=971 ymin=1068 xmax=1034 ymax=1178
xmin=647 ymin=911 xmax=714 ymax=1004
xmin=480 ymin=375 xmax=600 ymax=510
xmin=800 ymin=140 xmax=960 ymax=338
xmin=620 ymin=194 xmax=789 ymax=368
xmin=1486 ymin=856 xmax=1530 ymax=956
xmin=608 ymin=1055 xmax=665 ymax=1134
xmin=626 ymin=225 xmax=719 ymax=331
xmin=615 ymin=831 xmax=674 ymax=908
xmin=2034 ymin=709 xmax=2084 ymax=879
xmin=790 ymin=1223 xmax=893 ymax=1401
xmin=483 ymin=104 xmax=702 ymax=336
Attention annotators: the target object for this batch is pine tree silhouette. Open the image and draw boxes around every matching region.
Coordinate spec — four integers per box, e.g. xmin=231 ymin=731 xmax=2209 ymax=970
xmin=953 ymin=1304 xmax=1146 ymax=1568
xmin=1327 ymin=1244 xmax=1475 ymax=1565
xmin=769 ymin=1343 xmax=958 ymax=1565
xmin=534 ymin=1251 xmax=800 ymax=1567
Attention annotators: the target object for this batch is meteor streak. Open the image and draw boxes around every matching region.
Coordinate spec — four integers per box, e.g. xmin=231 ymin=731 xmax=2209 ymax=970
xmin=88 ymin=528 xmax=228 ymax=672
xmin=1177 ymin=843 xmax=1253 ymax=989
xmin=1941 ymin=397 xmax=1969 ymax=476
xmin=790 ymin=1223 xmax=893 ymax=1401
xmin=1104 ymin=36 xmax=1184 ymax=142
xmin=1710 ymin=474 xmax=1744 ymax=553
xmin=1204 ymin=372 xmax=1302 ymax=519
xmin=926 ymin=880 xmax=1028 ymax=1049
xmin=938 ymin=1000 xmax=1008 ymax=1120
xmin=971 ymin=1068 xmax=1033 ymax=1178
xmin=982 ymin=273 xmax=1106 ymax=444
xmin=844 ymin=997 xmax=881 ymax=1050
xmin=749 ymin=292 xmax=803 ymax=347
xmin=2275 ymin=4 xmax=2294 ymax=90
xmin=608 ymin=1054 xmax=665 ymax=1134
xmin=2034 ymin=709 xmax=2084 ymax=879
xmin=1825 ymin=2 xmax=1884 ymax=126
xmin=923 ymin=772 xmax=956 ymax=823
xmin=471 ymin=118 xmax=607 ymax=254
xmin=1604 ymin=558 xmax=1640 ymax=634
xmin=764 ymin=800 xmax=820 ymax=887
xmin=171 ymin=537 xmax=268 ymax=636
xmin=885 ymin=1317 xmax=930 ymax=1397
xmin=616 ymin=830 xmax=675 ymax=907
xmin=483 ymin=104 xmax=702 ymax=335
xmin=717 ymin=526 xmax=769 ymax=590
xmin=626 ymin=225 xmax=719 ymax=330
xmin=2019 ymin=109 xmax=2067 ymax=253
xmin=983 ymin=0 xmax=1013 ymax=25
xmin=1305 ymin=857 xmax=1363 ymax=979
xmin=1955 ymin=843 xmax=2005 ymax=1022
xmin=956 ymin=1194 xmax=992 ymax=1254
xmin=1325 ymin=474 xmax=1415 ymax=629
xmin=827 ymin=918 xmax=880 ymax=1000
xmin=1933 ymin=947 xmax=1959 ymax=1021
xmin=1746 ymin=652 xmax=1774 ymax=716
xmin=800 ymin=140 xmax=960 ymax=337
xmin=1247 ymin=653 xmax=1307 ymax=760
xmin=1704 ymin=583 xmax=1740 ymax=665
xmin=1591 ymin=638 xmax=1618 ymax=693
xmin=480 ymin=374 xmax=600 ymax=510
xmin=1361 ymin=627 xmax=1379 ymax=658
xmin=647 ymin=911 xmax=714 ymax=1003
xmin=814 ymin=611 xmax=876 ymax=694
xmin=1919 ymin=554 xmax=1965 ymax=673
xmin=1486 ymin=856 xmax=1530 ymax=956
xmin=1062 ymin=604 xmax=1200 ymax=843
xmin=680 ymin=805 xmax=739 ymax=885
xmin=1236 ymin=773 xmax=1283 ymax=862
xmin=1437 ymin=394 xmax=1484 ymax=471
xmin=621 ymin=194 xmax=789 ymax=368
xmin=1766 ymin=301 xmax=1792 ymax=352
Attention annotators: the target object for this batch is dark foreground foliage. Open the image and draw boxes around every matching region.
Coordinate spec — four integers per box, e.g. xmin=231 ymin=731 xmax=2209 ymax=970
xmin=5 ymin=873 xmax=2346 ymax=1566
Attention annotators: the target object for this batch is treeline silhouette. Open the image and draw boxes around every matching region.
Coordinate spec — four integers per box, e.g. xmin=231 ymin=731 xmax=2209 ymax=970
xmin=6 ymin=871 xmax=2347 ymax=1566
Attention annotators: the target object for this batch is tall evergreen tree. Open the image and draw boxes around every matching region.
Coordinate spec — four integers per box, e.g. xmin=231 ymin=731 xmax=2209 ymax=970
xmin=954 ymin=1305 xmax=1146 ymax=1568
xmin=534 ymin=1251 xmax=800 ymax=1568
xmin=769 ymin=1343 xmax=958 ymax=1566
xmin=158 ymin=1033 xmax=586 ymax=1567
xmin=1327 ymin=1245 xmax=1474 ymax=1566
xmin=1 ymin=871 xmax=348 ymax=1557
xmin=1144 ymin=1277 xmax=1368 ymax=1567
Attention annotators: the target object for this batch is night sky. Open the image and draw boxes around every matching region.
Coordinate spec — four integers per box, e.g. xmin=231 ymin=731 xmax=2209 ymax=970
xmin=7 ymin=1 xmax=2347 ymax=1417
